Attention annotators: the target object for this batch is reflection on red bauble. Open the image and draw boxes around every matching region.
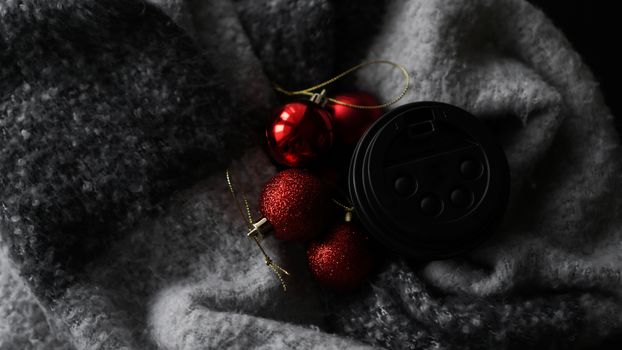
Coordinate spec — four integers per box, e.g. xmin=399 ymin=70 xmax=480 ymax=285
xmin=307 ymin=223 xmax=374 ymax=291
xmin=330 ymin=91 xmax=383 ymax=145
xmin=259 ymin=169 xmax=330 ymax=241
xmin=266 ymin=101 xmax=333 ymax=167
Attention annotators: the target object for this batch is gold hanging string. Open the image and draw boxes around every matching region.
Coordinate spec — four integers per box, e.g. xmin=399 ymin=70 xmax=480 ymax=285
xmin=331 ymin=198 xmax=355 ymax=222
xmin=273 ymin=60 xmax=410 ymax=110
xmin=225 ymin=169 xmax=290 ymax=292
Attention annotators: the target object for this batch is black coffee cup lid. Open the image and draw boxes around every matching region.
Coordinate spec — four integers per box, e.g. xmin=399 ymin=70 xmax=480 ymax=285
xmin=348 ymin=102 xmax=510 ymax=259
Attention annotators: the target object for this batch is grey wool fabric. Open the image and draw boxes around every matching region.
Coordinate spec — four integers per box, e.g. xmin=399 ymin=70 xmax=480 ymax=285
xmin=1 ymin=0 xmax=622 ymax=349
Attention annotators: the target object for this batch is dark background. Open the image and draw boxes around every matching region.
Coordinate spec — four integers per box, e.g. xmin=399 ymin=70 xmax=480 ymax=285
xmin=528 ymin=1 xmax=621 ymax=132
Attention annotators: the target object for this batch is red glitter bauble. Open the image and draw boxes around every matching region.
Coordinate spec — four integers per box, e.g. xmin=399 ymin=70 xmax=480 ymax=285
xmin=266 ymin=101 xmax=334 ymax=167
xmin=307 ymin=223 xmax=374 ymax=291
xmin=330 ymin=91 xmax=383 ymax=145
xmin=259 ymin=169 xmax=330 ymax=241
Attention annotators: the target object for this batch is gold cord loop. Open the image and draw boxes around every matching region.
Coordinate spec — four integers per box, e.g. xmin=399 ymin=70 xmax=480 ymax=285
xmin=273 ymin=60 xmax=410 ymax=109
xmin=226 ymin=169 xmax=290 ymax=292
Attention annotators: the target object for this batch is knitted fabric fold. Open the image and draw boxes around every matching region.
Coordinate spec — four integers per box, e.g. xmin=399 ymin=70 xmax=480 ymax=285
xmin=1 ymin=0 xmax=621 ymax=349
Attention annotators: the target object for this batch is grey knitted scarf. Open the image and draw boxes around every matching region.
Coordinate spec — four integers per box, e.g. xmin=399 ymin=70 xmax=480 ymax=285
xmin=1 ymin=0 xmax=621 ymax=349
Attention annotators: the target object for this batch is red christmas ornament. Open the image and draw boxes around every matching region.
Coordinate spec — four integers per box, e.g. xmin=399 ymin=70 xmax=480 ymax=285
xmin=266 ymin=101 xmax=334 ymax=167
xmin=259 ymin=169 xmax=330 ymax=241
xmin=307 ymin=223 xmax=374 ymax=291
xmin=330 ymin=91 xmax=383 ymax=145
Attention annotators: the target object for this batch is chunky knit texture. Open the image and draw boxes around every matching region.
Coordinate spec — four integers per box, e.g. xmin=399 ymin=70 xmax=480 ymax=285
xmin=1 ymin=0 xmax=621 ymax=349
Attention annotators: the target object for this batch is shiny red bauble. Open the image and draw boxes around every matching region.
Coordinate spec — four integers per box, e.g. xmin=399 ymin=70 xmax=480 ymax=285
xmin=266 ymin=101 xmax=334 ymax=167
xmin=259 ymin=169 xmax=330 ymax=241
xmin=307 ymin=223 xmax=374 ymax=291
xmin=330 ymin=91 xmax=383 ymax=145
